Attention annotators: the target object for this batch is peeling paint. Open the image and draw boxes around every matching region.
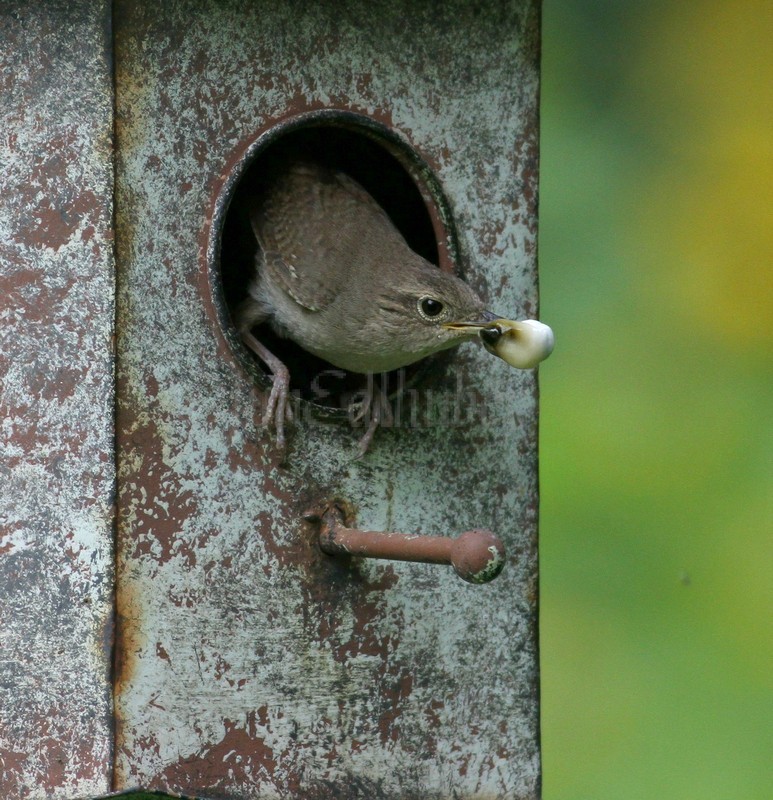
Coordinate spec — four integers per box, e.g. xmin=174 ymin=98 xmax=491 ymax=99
xmin=0 ymin=1 xmax=115 ymax=798
xmin=113 ymin=1 xmax=541 ymax=798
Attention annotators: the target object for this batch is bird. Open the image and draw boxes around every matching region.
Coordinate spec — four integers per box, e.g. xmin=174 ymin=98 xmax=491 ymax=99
xmin=236 ymin=160 xmax=552 ymax=455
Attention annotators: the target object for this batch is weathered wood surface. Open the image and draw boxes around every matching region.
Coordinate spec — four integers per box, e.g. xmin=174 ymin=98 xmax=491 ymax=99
xmin=113 ymin=2 xmax=542 ymax=798
xmin=0 ymin=1 xmax=541 ymax=797
xmin=0 ymin=2 xmax=115 ymax=797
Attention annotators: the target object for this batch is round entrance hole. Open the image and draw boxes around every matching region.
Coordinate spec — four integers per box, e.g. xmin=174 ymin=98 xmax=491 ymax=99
xmin=218 ymin=114 xmax=460 ymax=414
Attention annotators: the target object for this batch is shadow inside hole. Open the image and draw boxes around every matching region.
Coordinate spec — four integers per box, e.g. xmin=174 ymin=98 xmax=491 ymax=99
xmin=220 ymin=123 xmax=449 ymax=410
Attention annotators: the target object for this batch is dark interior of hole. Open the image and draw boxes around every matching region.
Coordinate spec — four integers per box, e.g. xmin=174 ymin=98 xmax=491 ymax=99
xmin=219 ymin=124 xmax=444 ymax=407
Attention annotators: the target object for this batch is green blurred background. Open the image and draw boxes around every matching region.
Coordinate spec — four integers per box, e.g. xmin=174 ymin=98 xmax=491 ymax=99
xmin=537 ymin=1 xmax=771 ymax=797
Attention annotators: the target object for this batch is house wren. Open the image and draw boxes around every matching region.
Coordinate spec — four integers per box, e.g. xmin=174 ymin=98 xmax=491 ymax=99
xmin=237 ymin=160 xmax=552 ymax=453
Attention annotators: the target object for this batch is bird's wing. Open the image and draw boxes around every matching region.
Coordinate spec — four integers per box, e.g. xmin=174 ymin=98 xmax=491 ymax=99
xmin=249 ymin=163 xmax=401 ymax=312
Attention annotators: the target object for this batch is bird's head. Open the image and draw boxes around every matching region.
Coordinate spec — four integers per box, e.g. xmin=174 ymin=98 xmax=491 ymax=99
xmin=367 ymin=263 xmax=498 ymax=367
xmin=362 ymin=260 xmax=554 ymax=373
xmin=436 ymin=290 xmax=554 ymax=370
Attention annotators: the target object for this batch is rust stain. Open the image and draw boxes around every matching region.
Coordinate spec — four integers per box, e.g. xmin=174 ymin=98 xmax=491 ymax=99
xmin=158 ymin=714 xmax=278 ymax=795
xmin=113 ymin=570 xmax=144 ymax=718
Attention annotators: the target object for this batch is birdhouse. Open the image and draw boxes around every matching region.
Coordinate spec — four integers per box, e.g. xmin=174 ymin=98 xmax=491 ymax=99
xmin=0 ymin=1 xmax=543 ymax=798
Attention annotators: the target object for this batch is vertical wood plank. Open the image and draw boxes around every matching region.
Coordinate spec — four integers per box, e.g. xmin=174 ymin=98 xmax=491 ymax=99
xmin=114 ymin=1 xmax=541 ymax=797
xmin=0 ymin=2 xmax=115 ymax=797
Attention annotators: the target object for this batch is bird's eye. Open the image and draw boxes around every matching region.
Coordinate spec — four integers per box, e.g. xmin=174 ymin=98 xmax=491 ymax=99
xmin=418 ymin=297 xmax=445 ymax=319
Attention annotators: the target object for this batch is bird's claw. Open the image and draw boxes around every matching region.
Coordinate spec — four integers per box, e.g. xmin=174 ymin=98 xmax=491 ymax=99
xmin=350 ymin=394 xmax=371 ymax=426
xmin=352 ymin=379 xmax=393 ymax=458
xmin=261 ymin=366 xmax=293 ymax=454
xmin=240 ymin=329 xmax=294 ymax=457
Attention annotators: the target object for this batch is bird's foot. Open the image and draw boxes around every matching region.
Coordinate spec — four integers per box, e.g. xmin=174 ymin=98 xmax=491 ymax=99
xmin=352 ymin=376 xmax=394 ymax=458
xmin=241 ymin=329 xmax=294 ymax=456
xmin=262 ymin=364 xmax=294 ymax=453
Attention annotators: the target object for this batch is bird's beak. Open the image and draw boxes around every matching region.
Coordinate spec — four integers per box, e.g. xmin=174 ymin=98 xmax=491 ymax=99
xmin=443 ymin=313 xmax=554 ymax=369
xmin=442 ymin=309 xmax=500 ymax=332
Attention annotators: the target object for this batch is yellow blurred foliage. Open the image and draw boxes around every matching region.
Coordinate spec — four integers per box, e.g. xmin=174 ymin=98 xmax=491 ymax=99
xmin=632 ymin=1 xmax=773 ymax=348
